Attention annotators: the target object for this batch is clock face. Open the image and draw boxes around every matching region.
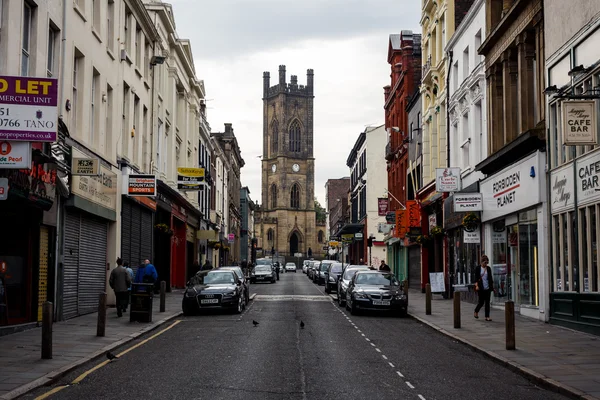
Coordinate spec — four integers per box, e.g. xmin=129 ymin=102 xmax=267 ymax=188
xmin=292 ymin=163 xmax=300 ymax=172
xmin=271 ymin=164 xmax=277 ymax=173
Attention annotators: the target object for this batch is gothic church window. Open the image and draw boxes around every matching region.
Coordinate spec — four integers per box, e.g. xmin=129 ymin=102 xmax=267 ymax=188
xmin=271 ymin=184 xmax=277 ymax=208
xmin=271 ymin=121 xmax=278 ymax=153
xmin=289 ymin=120 xmax=301 ymax=152
xmin=290 ymin=184 xmax=300 ymax=209
xmin=318 ymin=231 xmax=324 ymax=243
xmin=267 ymin=228 xmax=274 ymax=241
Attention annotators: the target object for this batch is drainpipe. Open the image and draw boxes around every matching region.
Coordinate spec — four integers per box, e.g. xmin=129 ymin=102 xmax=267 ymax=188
xmin=445 ymin=49 xmax=453 ymax=299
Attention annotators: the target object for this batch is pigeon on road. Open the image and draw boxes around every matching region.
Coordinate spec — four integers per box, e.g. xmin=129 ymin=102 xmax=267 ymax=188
xmin=300 ymin=320 xmax=305 ymax=329
xmin=252 ymin=320 xmax=259 ymax=327
xmin=106 ymin=351 xmax=117 ymax=360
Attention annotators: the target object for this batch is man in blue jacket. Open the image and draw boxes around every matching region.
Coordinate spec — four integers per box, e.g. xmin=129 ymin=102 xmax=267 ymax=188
xmin=135 ymin=259 xmax=158 ymax=284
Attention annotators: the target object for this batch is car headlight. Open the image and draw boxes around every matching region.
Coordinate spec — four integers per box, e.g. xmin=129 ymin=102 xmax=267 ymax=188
xmin=354 ymin=292 xmax=367 ymax=299
xmin=185 ymin=288 xmax=197 ymax=297
xmin=328 ymin=276 xmax=336 ymax=283
xmin=251 ymin=272 xmax=255 ymax=276
xmin=223 ymin=291 xmax=236 ymax=298
xmin=394 ymin=294 xmax=407 ymax=300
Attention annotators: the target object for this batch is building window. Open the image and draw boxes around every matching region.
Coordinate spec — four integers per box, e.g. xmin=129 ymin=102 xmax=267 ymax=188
xmin=47 ymin=25 xmax=58 ymax=77
xmin=289 ymin=120 xmax=301 ymax=152
xmin=410 ymin=122 xmax=414 ymax=141
xmin=318 ymin=231 xmax=324 ymax=243
xmin=107 ymin=0 xmax=115 ymax=52
xmin=290 ymin=184 xmax=300 ymax=209
xmin=267 ymin=229 xmax=274 ymax=242
xmin=124 ymin=9 xmax=132 ymax=55
xmin=90 ymin=70 xmax=99 ymax=146
xmin=22 ymin=3 xmax=32 ymax=76
xmin=271 ymin=184 xmax=277 ymax=208
xmin=91 ymin=0 xmax=100 ymax=32
xmin=72 ymin=50 xmax=84 ymax=133
xmin=105 ymin=84 xmax=113 ymax=155
xmin=271 ymin=121 xmax=278 ymax=153
xmin=463 ymin=46 xmax=469 ymax=79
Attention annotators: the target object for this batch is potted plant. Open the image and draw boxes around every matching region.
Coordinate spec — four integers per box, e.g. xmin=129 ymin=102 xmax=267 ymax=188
xmin=430 ymin=226 xmax=444 ymax=237
xmin=154 ymin=223 xmax=173 ymax=236
xmin=462 ymin=213 xmax=480 ymax=232
xmin=416 ymin=234 xmax=431 ymax=244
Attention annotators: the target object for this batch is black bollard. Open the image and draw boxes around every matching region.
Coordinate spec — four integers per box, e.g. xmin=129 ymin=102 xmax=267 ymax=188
xmin=97 ymin=293 xmax=107 ymax=337
xmin=160 ymin=281 xmax=166 ymax=312
xmin=41 ymin=302 xmax=53 ymax=359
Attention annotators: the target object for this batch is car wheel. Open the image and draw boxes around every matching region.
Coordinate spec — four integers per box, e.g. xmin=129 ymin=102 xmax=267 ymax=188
xmin=182 ymin=301 xmax=195 ymax=316
xmin=235 ymin=296 xmax=244 ymax=314
xmin=350 ymin=298 xmax=359 ymax=315
xmin=325 ymin=285 xmax=330 ymax=294
xmin=397 ymin=308 xmax=407 ymax=318
xmin=338 ymin=294 xmax=345 ymax=307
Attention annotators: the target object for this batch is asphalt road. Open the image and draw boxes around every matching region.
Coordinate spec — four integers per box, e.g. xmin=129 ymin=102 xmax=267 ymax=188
xmin=28 ymin=269 xmax=568 ymax=400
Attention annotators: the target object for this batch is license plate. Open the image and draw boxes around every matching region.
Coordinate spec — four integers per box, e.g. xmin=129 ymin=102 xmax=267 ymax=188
xmin=373 ymin=300 xmax=390 ymax=306
xmin=257 ymin=277 xmax=264 ymax=280
xmin=201 ymin=299 xmax=219 ymax=304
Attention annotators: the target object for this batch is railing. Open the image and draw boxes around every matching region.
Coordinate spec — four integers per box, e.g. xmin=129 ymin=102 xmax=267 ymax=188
xmin=422 ymin=55 xmax=432 ymax=80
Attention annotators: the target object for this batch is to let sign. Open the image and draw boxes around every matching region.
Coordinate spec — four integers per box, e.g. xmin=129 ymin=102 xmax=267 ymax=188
xmin=0 ymin=76 xmax=58 ymax=142
xmin=563 ymin=101 xmax=597 ymax=145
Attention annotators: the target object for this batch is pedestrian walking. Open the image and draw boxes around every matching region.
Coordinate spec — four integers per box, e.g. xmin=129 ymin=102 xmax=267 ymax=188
xmin=379 ymin=260 xmax=390 ymax=272
xmin=135 ymin=259 xmax=158 ymax=284
xmin=474 ymin=254 xmax=494 ymax=321
xmin=109 ymin=258 xmax=132 ymax=317
xmin=123 ymin=261 xmax=134 ymax=311
xmin=201 ymin=259 xmax=213 ymax=271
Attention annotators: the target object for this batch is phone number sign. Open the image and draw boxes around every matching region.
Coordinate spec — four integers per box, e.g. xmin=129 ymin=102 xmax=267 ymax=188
xmin=0 ymin=76 xmax=58 ymax=142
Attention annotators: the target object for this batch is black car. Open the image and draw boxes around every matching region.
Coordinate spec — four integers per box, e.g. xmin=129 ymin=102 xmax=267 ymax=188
xmin=314 ymin=260 xmax=334 ymax=284
xmin=346 ymin=271 xmax=407 ymax=316
xmin=307 ymin=261 xmax=318 ymax=280
xmin=251 ymin=264 xmax=277 ymax=283
xmin=220 ymin=266 xmax=250 ymax=305
xmin=324 ymin=262 xmax=343 ymax=293
xmin=337 ymin=265 xmax=370 ymax=307
xmin=182 ymin=270 xmax=245 ymax=315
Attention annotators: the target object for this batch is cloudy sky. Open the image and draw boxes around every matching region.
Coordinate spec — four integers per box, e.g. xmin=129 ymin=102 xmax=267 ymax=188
xmin=168 ymin=0 xmax=421 ymax=205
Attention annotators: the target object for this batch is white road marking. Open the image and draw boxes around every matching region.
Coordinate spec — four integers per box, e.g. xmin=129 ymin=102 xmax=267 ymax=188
xmin=396 ymin=371 xmax=404 ymax=378
xmin=388 ymin=362 xmax=395 ymax=368
xmin=370 ymin=343 xmax=375 ymax=347
xmin=382 ymin=354 xmax=388 ymax=360
xmin=365 ymin=338 xmax=370 ymax=341
xmin=406 ymin=382 xmax=415 ymax=389
xmin=375 ymin=348 xmax=381 ymax=353
xmin=357 ymin=330 xmax=362 ymax=333
xmin=418 ymin=395 xmax=426 ymax=400
xmin=361 ymin=333 xmax=365 ymax=337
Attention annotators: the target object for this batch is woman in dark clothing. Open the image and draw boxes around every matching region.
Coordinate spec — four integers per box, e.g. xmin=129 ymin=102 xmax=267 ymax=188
xmin=474 ymin=254 xmax=494 ymax=321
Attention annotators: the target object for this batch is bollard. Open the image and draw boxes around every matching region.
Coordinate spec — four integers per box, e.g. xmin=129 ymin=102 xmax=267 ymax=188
xmin=160 ymin=281 xmax=166 ymax=312
xmin=425 ymin=283 xmax=432 ymax=315
xmin=97 ymin=292 xmax=107 ymax=337
xmin=505 ymin=301 xmax=516 ymax=350
xmin=41 ymin=302 xmax=53 ymax=359
xmin=453 ymin=292 xmax=461 ymax=329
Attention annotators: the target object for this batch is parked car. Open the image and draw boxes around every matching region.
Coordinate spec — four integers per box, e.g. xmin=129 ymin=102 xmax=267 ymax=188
xmin=182 ymin=270 xmax=245 ymax=315
xmin=219 ymin=266 xmax=250 ymax=305
xmin=314 ymin=260 xmax=334 ymax=285
xmin=308 ymin=261 xmax=318 ymax=280
xmin=337 ymin=265 xmax=370 ymax=307
xmin=302 ymin=260 xmax=310 ymax=274
xmin=346 ymin=270 xmax=408 ymax=316
xmin=251 ymin=264 xmax=277 ymax=283
xmin=324 ymin=262 xmax=343 ymax=293
xmin=285 ymin=262 xmax=297 ymax=272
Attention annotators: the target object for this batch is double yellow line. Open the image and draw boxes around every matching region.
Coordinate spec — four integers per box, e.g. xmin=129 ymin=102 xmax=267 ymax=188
xmin=35 ymin=320 xmax=181 ymax=400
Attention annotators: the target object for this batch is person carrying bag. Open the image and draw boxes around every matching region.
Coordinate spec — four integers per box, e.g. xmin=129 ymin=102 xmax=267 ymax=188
xmin=474 ymin=254 xmax=494 ymax=321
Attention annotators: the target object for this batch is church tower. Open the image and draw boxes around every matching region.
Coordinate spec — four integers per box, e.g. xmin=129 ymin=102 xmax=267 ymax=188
xmin=259 ymin=65 xmax=319 ymax=257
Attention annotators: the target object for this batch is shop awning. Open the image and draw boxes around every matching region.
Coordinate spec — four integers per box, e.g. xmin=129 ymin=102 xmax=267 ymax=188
xmin=339 ymin=223 xmax=364 ymax=235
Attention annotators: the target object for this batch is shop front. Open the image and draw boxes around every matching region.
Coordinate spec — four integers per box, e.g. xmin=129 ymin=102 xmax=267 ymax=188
xmin=121 ymin=195 xmax=155 ymax=272
xmin=0 ymin=159 xmax=57 ymax=329
xmin=416 ymin=181 xmax=444 ymax=294
xmin=481 ymin=151 xmax=547 ymax=321
xmin=63 ymin=146 xmax=117 ymax=320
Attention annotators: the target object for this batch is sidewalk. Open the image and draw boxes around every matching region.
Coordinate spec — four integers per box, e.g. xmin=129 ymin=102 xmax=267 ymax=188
xmin=0 ymin=290 xmax=184 ymax=400
xmin=407 ymin=289 xmax=600 ymax=400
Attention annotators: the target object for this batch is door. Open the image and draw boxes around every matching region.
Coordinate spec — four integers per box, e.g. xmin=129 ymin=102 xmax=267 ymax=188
xmin=290 ymin=232 xmax=299 ymax=255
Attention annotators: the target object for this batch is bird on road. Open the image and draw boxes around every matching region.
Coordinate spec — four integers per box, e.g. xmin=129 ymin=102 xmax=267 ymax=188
xmin=300 ymin=320 xmax=305 ymax=329
xmin=252 ymin=320 xmax=259 ymax=327
xmin=106 ymin=351 xmax=117 ymax=360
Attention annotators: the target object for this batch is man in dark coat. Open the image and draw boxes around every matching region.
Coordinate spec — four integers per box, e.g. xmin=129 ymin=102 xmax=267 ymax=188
xmin=201 ymin=259 xmax=213 ymax=271
xmin=379 ymin=260 xmax=391 ymax=272
xmin=109 ymin=258 xmax=132 ymax=317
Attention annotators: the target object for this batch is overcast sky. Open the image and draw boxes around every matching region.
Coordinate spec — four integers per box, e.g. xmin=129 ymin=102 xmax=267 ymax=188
xmin=168 ymin=0 xmax=421 ymax=205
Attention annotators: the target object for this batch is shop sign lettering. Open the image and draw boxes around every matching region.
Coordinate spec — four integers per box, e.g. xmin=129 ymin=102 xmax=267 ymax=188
xmin=71 ymin=148 xmax=116 ymax=211
xmin=576 ymin=149 xmax=600 ymax=206
xmin=562 ymin=101 xmax=597 ymax=145
xmin=550 ymin=164 xmax=574 ymax=213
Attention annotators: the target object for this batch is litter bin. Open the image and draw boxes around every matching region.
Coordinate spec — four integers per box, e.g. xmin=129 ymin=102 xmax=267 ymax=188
xmin=130 ymin=283 xmax=154 ymax=323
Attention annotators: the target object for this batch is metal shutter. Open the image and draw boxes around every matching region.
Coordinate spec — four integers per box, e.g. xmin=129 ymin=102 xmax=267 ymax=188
xmin=140 ymin=208 xmax=153 ymax=264
xmin=121 ymin=200 xmax=132 ymax=266
xmin=408 ymin=246 xmax=422 ymax=290
xmin=130 ymin=204 xmax=141 ymax=268
xmin=63 ymin=211 xmax=81 ymax=320
xmin=77 ymin=216 xmax=107 ymax=315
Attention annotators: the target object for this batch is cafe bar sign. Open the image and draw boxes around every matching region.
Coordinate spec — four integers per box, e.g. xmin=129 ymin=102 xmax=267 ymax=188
xmin=562 ymin=100 xmax=597 ymax=145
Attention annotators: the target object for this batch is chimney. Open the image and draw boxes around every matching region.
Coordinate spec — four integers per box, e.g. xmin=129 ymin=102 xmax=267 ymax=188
xmin=263 ymin=71 xmax=270 ymax=97
xmin=279 ymin=65 xmax=286 ymax=86
xmin=224 ymin=123 xmax=233 ymax=135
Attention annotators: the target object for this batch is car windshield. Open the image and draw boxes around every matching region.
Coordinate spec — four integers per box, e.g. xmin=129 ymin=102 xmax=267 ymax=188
xmin=343 ymin=267 xmax=368 ymax=280
xmin=222 ymin=268 xmax=242 ymax=279
xmin=203 ymin=272 xmax=236 ymax=284
xmin=355 ymin=273 xmax=398 ymax=286
xmin=255 ymin=266 xmax=271 ymax=272
xmin=320 ymin=263 xmax=332 ymax=271
xmin=330 ymin=263 xmax=343 ymax=274
xmin=286 ymin=263 xmax=295 ymax=266
xmin=256 ymin=259 xmax=271 ymax=266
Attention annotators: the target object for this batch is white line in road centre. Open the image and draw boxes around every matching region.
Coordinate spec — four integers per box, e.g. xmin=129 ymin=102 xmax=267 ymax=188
xmin=382 ymin=355 xmax=388 ymax=360
xmin=388 ymin=362 xmax=395 ymax=368
xmin=418 ymin=395 xmax=426 ymax=400
xmin=375 ymin=348 xmax=381 ymax=353
xmin=370 ymin=343 xmax=375 ymax=346
xmin=365 ymin=338 xmax=370 ymax=341
xmin=361 ymin=333 xmax=365 ymax=337
xmin=406 ymin=382 xmax=415 ymax=389
xmin=396 ymin=371 xmax=404 ymax=378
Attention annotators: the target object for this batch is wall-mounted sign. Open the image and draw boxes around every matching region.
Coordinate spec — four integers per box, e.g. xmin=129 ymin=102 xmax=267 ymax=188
xmin=128 ymin=174 xmax=156 ymax=197
xmin=342 ymin=233 xmax=354 ymax=243
xmin=71 ymin=148 xmax=116 ymax=211
xmin=436 ymin=168 xmax=461 ymax=192
xmin=562 ymin=100 xmax=597 ymax=145
xmin=428 ymin=214 xmax=437 ymax=230
xmin=453 ymin=193 xmax=483 ymax=212
xmin=481 ymin=151 xmax=543 ymax=222
xmin=378 ymin=198 xmax=388 ymax=216
xmin=550 ymin=163 xmax=574 ymax=213
xmin=0 ymin=76 xmax=58 ymax=142
xmin=576 ymin=148 xmax=600 ymax=207
xmin=354 ymin=232 xmax=363 ymax=240
xmin=72 ymin=157 xmax=99 ymax=176
xmin=0 ymin=177 xmax=7 ymax=200
xmin=491 ymin=231 xmax=505 ymax=244
xmin=177 ymin=167 xmax=205 ymax=191
xmin=228 ymin=233 xmax=235 ymax=243
xmin=328 ymin=241 xmax=340 ymax=248
xmin=0 ymin=160 xmax=56 ymax=210
xmin=0 ymin=141 xmax=30 ymax=169
xmin=463 ymin=230 xmax=480 ymax=244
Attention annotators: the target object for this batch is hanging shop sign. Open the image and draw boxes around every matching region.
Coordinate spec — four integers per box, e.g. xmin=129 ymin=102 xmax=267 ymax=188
xmin=463 ymin=230 xmax=481 ymax=244
xmin=71 ymin=157 xmax=99 ymax=176
xmin=328 ymin=241 xmax=340 ymax=248
xmin=576 ymin=148 xmax=600 ymax=207
xmin=435 ymin=167 xmax=461 ymax=192
xmin=228 ymin=233 xmax=235 ymax=243
xmin=342 ymin=234 xmax=354 ymax=243
xmin=550 ymin=163 xmax=574 ymax=213
xmin=0 ymin=76 xmax=58 ymax=142
xmin=177 ymin=167 xmax=205 ymax=191
xmin=480 ymin=151 xmax=543 ymax=222
xmin=453 ymin=193 xmax=483 ymax=212
xmin=378 ymin=198 xmax=388 ymax=216
xmin=0 ymin=141 xmax=31 ymax=169
xmin=128 ymin=174 xmax=156 ymax=197
xmin=354 ymin=232 xmax=364 ymax=241
xmin=385 ymin=211 xmax=396 ymax=224
xmin=562 ymin=100 xmax=597 ymax=146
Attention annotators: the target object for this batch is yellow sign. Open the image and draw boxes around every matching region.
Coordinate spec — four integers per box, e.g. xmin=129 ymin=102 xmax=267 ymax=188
xmin=342 ymin=234 xmax=354 ymax=243
xmin=177 ymin=167 xmax=205 ymax=191
xmin=177 ymin=167 xmax=205 ymax=177
xmin=329 ymin=241 xmax=340 ymax=248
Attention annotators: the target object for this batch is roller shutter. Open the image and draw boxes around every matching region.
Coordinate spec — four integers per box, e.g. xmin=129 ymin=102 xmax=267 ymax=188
xmin=408 ymin=246 xmax=422 ymax=291
xmin=121 ymin=198 xmax=153 ymax=274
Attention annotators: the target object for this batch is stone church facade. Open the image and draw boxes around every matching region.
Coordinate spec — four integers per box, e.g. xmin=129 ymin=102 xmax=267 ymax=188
xmin=257 ymin=65 xmax=322 ymax=258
